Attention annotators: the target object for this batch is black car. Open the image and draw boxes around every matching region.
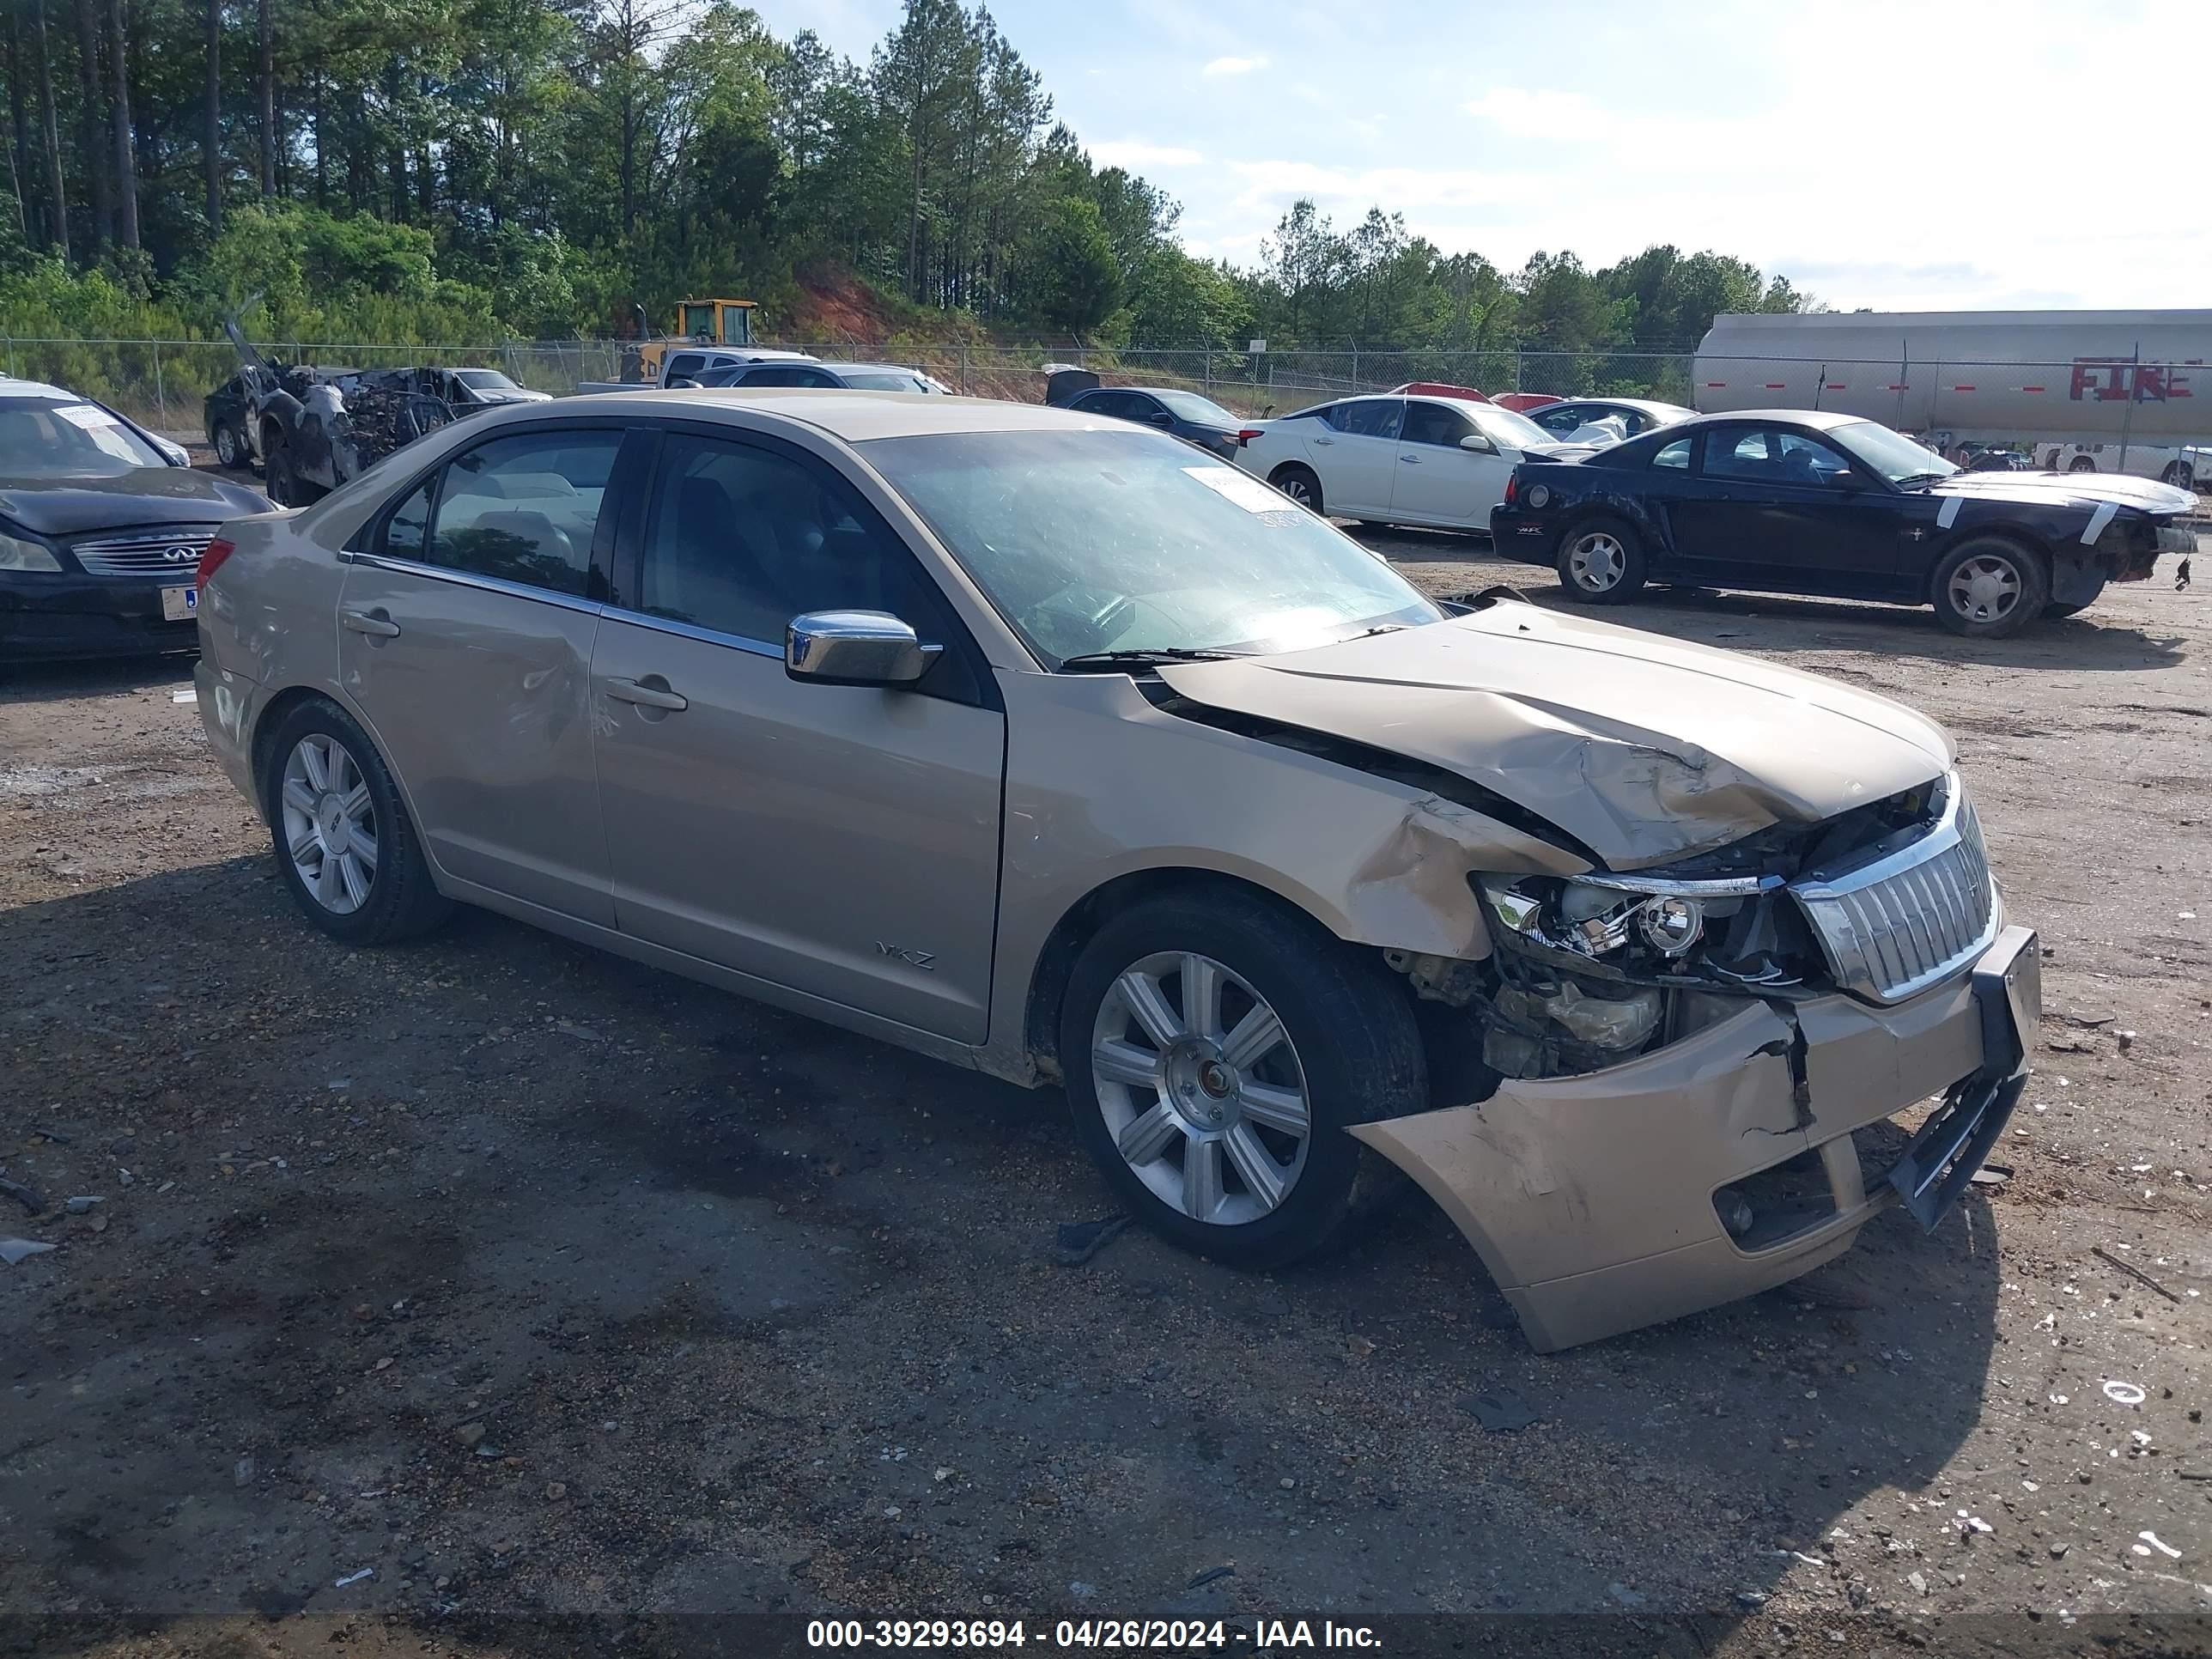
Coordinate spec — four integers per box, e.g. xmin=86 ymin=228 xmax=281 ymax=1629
xmin=3 ymin=378 xmax=272 ymax=659
xmin=204 ymin=371 xmax=255 ymax=470
xmin=1062 ymin=385 xmax=1249 ymax=459
xmin=1489 ymin=408 xmax=2196 ymax=638
xmin=687 ymin=360 xmax=948 ymax=393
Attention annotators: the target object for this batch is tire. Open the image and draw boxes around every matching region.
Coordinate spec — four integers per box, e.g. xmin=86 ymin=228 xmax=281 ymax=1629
xmin=213 ymin=422 xmax=244 ymax=469
xmin=2161 ymin=461 xmax=2196 ymax=490
xmin=264 ymin=434 xmax=297 ymax=506
xmin=261 ymin=697 xmax=452 ymax=945
xmin=2068 ymin=456 xmax=2098 ymax=473
xmin=1931 ymin=536 xmax=2050 ymax=639
xmin=1060 ymin=888 xmax=1424 ymax=1269
xmin=1268 ymin=464 xmax=1323 ymax=515
xmin=1555 ymin=515 xmax=1648 ymax=604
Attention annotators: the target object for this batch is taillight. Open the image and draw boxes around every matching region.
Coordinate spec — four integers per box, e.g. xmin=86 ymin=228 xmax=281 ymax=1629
xmin=196 ymin=536 xmax=236 ymax=593
xmin=1504 ymin=472 xmax=1518 ymax=505
xmin=1237 ymin=428 xmax=1263 ymax=447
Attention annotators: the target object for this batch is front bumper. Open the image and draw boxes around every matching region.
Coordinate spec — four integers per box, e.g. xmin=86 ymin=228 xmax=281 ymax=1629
xmin=1486 ymin=504 xmax=1558 ymax=562
xmin=1352 ymin=925 xmax=2038 ymax=1352
xmin=1 ymin=573 xmax=201 ymax=661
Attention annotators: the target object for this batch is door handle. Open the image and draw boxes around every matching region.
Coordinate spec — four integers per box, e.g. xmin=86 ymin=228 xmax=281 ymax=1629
xmin=341 ymin=608 xmax=401 ymax=638
xmin=1311 ymin=435 xmax=1334 ymax=446
xmin=1401 ymin=454 xmax=1421 ymax=464
xmin=605 ymin=676 xmax=688 ymax=712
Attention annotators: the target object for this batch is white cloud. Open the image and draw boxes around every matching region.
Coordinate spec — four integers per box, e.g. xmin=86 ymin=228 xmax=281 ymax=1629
xmin=1201 ymin=54 xmax=1266 ymax=78
xmin=1089 ymin=140 xmax=1204 ymax=171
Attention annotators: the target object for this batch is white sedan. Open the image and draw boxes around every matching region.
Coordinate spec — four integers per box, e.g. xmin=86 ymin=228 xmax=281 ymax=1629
xmin=1235 ymin=394 xmax=1591 ymax=531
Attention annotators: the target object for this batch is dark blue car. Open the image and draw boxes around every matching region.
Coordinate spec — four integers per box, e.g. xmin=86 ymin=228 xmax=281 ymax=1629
xmin=1488 ymin=409 xmax=2196 ymax=638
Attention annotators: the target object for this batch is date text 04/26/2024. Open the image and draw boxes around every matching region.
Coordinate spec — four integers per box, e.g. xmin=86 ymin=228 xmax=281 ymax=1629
xmin=805 ymin=1620 xmax=1383 ymax=1651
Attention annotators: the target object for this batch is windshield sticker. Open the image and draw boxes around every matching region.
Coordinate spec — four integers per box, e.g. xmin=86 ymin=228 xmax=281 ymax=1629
xmin=1183 ymin=465 xmax=1298 ymax=515
xmin=56 ymin=403 xmax=124 ymax=429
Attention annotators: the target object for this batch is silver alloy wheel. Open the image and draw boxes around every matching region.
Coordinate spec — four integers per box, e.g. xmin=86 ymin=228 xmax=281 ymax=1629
xmin=1947 ymin=553 xmax=2023 ymax=624
xmin=1275 ymin=471 xmax=1315 ymax=507
xmin=215 ymin=424 xmax=240 ymax=467
xmin=1567 ymin=530 xmax=1626 ymax=592
xmin=279 ymin=734 xmax=379 ymax=915
xmin=1090 ymin=951 xmax=1311 ymax=1225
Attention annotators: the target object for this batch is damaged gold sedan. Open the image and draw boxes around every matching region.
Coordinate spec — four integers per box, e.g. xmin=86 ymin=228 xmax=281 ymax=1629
xmin=194 ymin=391 xmax=2036 ymax=1352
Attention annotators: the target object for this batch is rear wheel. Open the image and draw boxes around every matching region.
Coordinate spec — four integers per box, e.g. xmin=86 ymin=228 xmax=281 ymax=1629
xmin=213 ymin=422 xmax=245 ymax=469
xmin=2068 ymin=456 xmax=2098 ymax=473
xmin=261 ymin=698 xmax=451 ymax=945
xmin=1932 ymin=536 xmax=2049 ymax=638
xmin=2162 ymin=460 xmax=2197 ymax=489
xmin=1268 ymin=464 xmax=1322 ymax=515
xmin=1555 ymin=516 xmax=1647 ymax=604
xmin=1060 ymin=890 xmax=1423 ymax=1268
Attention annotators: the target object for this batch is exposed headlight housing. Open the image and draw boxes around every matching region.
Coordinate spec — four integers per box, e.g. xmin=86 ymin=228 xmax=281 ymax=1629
xmin=1480 ymin=874 xmax=1746 ymax=965
xmin=0 ymin=529 xmax=64 ymax=572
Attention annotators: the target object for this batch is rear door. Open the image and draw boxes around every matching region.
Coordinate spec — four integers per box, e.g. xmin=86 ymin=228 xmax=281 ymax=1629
xmin=1670 ymin=424 xmax=1906 ymax=592
xmin=1389 ymin=399 xmax=1514 ymax=527
xmin=589 ymin=426 xmax=1005 ymax=1042
xmin=1311 ymin=397 xmax=1404 ymax=514
xmin=337 ymin=422 xmax=632 ymax=924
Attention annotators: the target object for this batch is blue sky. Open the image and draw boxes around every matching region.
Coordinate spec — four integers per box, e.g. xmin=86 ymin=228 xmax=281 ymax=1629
xmin=744 ymin=0 xmax=2205 ymax=313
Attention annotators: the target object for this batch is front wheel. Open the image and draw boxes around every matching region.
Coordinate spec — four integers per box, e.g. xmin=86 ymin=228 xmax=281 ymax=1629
xmin=1555 ymin=516 xmax=1647 ymax=604
xmin=2162 ymin=461 xmax=2197 ymax=490
xmin=1931 ymin=536 xmax=2049 ymax=638
xmin=1060 ymin=890 xmax=1424 ymax=1267
xmin=2068 ymin=456 xmax=2098 ymax=473
xmin=213 ymin=422 xmax=244 ymax=469
xmin=262 ymin=699 xmax=452 ymax=945
xmin=265 ymin=434 xmax=298 ymax=506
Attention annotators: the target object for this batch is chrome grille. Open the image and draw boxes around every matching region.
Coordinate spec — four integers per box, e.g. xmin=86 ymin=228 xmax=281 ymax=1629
xmin=69 ymin=526 xmax=218 ymax=577
xmin=1790 ymin=781 xmax=1998 ymax=1004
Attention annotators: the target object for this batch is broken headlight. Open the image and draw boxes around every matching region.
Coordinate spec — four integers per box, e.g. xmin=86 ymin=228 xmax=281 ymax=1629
xmin=1476 ymin=869 xmax=1814 ymax=992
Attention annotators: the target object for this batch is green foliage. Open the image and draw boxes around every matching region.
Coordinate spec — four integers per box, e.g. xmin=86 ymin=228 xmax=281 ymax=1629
xmin=1015 ymin=197 xmax=1121 ymax=333
xmin=4 ymin=0 xmax=1814 ymax=396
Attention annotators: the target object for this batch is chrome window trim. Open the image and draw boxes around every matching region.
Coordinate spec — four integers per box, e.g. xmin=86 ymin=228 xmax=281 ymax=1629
xmin=599 ymin=603 xmax=785 ymax=660
xmin=1575 ymin=871 xmax=1784 ymax=897
xmin=338 ymin=549 xmax=601 ymax=617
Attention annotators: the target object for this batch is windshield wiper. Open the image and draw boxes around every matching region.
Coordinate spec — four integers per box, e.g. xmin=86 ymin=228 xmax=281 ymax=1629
xmin=1054 ymin=647 xmax=1246 ymax=673
xmin=1893 ymin=471 xmax=1951 ymax=489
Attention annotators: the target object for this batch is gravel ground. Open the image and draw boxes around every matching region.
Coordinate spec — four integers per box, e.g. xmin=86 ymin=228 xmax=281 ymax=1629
xmin=2 ymin=520 xmax=2209 ymax=1658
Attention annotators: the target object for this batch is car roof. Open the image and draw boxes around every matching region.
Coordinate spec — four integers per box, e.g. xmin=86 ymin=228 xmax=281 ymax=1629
xmin=549 ymin=386 xmax=1152 ymax=441
xmin=1564 ymin=397 xmax=1692 ymax=416
xmin=1674 ymin=407 xmax=1863 ymax=430
xmin=0 ymin=377 xmax=76 ymax=402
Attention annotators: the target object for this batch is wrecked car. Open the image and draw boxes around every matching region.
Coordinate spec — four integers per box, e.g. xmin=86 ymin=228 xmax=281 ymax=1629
xmin=190 ymin=392 xmax=2037 ymax=1352
xmin=221 ymin=320 xmax=488 ymax=507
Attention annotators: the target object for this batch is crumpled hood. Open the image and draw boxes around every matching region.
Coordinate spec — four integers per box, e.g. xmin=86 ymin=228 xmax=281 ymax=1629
xmin=1156 ymin=602 xmax=1954 ymax=868
xmin=1928 ymin=470 xmax=2195 ymax=515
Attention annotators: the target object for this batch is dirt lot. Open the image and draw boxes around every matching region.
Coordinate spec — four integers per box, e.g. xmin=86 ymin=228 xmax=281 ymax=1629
xmin=3 ymin=529 xmax=2209 ymax=1658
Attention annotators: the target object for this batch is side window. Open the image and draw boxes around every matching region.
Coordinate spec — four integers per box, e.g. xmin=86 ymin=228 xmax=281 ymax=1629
xmin=424 ymin=429 xmax=623 ymax=597
xmin=1401 ymin=400 xmax=1475 ymax=447
xmin=665 ymin=354 xmax=704 ymax=380
xmin=1334 ymin=400 xmax=1404 ymax=441
xmin=382 ymin=477 xmax=434 ymax=560
xmin=637 ymin=435 xmax=946 ymax=647
xmin=797 ymin=368 xmax=842 ymax=387
xmin=1080 ymin=391 xmax=1133 ymax=421
xmin=1535 ymin=404 xmax=1587 ymax=434
xmin=1773 ymin=430 xmax=1854 ymax=487
xmin=1651 ymin=437 xmax=1692 ymax=471
xmin=1703 ymin=428 xmax=1778 ymax=482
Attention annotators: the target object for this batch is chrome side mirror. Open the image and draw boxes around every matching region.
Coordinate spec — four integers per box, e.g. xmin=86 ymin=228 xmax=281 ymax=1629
xmin=786 ymin=610 xmax=941 ymax=686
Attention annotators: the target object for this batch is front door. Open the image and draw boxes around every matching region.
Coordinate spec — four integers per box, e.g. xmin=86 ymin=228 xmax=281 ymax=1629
xmin=1389 ymin=398 xmax=1514 ymax=528
xmin=337 ymin=424 xmax=629 ymax=924
xmin=1670 ymin=425 xmax=1903 ymax=592
xmin=589 ymin=427 xmax=1005 ymax=1042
